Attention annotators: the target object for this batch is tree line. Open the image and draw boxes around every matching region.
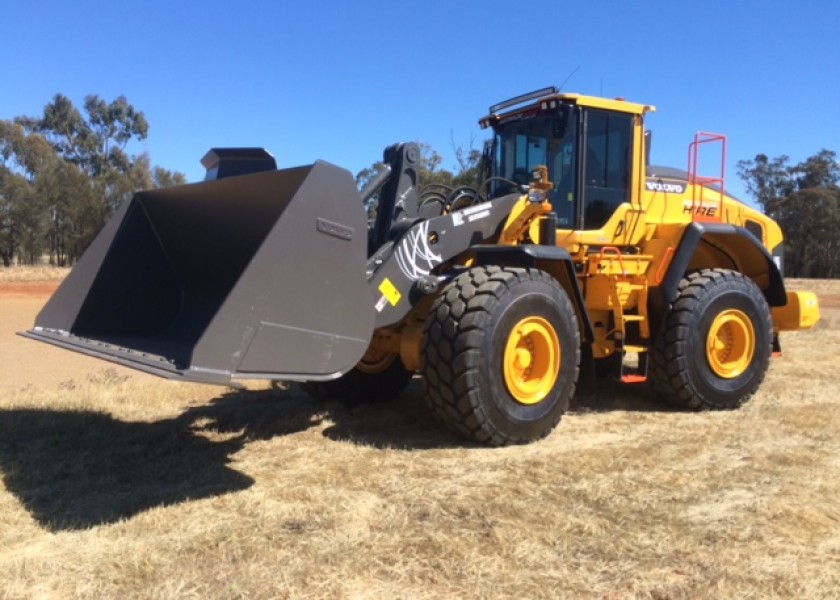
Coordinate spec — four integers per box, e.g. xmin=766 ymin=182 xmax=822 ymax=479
xmin=2 ymin=93 xmax=838 ymax=278
xmin=0 ymin=94 xmax=184 ymax=267
xmin=737 ymin=149 xmax=840 ymax=278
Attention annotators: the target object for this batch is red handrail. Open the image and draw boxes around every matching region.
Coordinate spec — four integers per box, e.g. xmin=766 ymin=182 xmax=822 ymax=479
xmin=687 ymin=132 xmax=726 ymax=222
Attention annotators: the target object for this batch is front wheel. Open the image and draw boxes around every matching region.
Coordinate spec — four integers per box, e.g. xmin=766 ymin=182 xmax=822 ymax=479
xmin=421 ymin=266 xmax=580 ymax=446
xmin=650 ymin=269 xmax=773 ymax=410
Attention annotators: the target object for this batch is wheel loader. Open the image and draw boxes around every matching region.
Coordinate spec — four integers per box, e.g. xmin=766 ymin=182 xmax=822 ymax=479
xmin=22 ymin=87 xmax=821 ymax=446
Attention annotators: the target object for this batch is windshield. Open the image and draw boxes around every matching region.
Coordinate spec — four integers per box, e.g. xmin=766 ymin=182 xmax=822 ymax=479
xmin=491 ymin=107 xmax=577 ymax=227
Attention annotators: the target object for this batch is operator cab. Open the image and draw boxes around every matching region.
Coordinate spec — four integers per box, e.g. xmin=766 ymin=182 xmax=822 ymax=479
xmin=480 ymin=87 xmax=652 ymax=232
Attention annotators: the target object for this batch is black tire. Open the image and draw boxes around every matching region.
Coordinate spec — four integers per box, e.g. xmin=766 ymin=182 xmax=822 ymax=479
xmin=421 ymin=266 xmax=580 ymax=446
xmin=650 ymin=268 xmax=773 ymax=410
xmin=300 ymin=352 xmax=413 ymax=405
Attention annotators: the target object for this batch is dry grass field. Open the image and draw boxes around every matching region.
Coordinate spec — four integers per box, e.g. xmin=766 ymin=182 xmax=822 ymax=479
xmin=1 ymin=268 xmax=838 ymax=599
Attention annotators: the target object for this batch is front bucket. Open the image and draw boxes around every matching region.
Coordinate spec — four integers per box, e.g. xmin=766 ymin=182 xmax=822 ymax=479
xmin=23 ymin=162 xmax=374 ymax=384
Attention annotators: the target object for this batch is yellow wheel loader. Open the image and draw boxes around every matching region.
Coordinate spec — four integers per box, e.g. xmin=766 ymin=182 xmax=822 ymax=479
xmin=23 ymin=88 xmax=820 ymax=446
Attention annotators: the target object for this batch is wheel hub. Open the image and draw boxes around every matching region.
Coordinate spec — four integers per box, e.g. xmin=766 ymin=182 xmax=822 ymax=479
xmin=503 ymin=317 xmax=560 ymax=405
xmin=706 ymin=309 xmax=755 ymax=379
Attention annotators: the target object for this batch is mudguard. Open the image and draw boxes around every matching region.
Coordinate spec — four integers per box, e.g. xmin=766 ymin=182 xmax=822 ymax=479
xmin=660 ymin=222 xmax=787 ymax=306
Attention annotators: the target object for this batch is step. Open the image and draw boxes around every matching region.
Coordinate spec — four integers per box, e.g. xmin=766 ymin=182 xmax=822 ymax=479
xmin=622 ymin=344 xmax=648 ymax=354
xmin=622 ymin=315 xmax=646 ymax=323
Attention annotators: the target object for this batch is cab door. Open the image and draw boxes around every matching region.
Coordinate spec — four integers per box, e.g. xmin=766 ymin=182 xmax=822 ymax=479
xmin=579 ymin=109 xmax=635 ymax=232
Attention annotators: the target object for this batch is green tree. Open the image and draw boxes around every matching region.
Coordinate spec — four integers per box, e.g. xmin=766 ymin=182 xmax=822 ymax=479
xmin=2 ymin=94 xmax=184 ymax=266
xmin=0 ymin=121 xmax=57 ymax=265
xmin=738 ymin=149 xmax=840 ymax=278
xmin=780 ymin=187 xmax=840 ymax=278
xmin=792 ymin=149 xmax=840 ymax=191
xmin=736 ymin=154 xmax=795 ymax=214
xmin=152 ymin=165 xmax=187 ymax=188
xmin=356 ymin=139 xmax=486 ymax=223
xmin=0 ymin=168 xmax=30 ymax=266
xmin=34 ymin=159 xmax=95 ymax=266
xmin=416 ymin=141 xmax=452 ymax=187
xmin=18 ymin=94 xmax=149 ymax=178
xmin=450 ymin=134 xmax=483 ymax=189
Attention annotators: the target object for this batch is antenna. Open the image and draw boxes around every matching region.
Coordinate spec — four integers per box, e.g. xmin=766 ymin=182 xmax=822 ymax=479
xmin=558 ymin=66 xmax=580 ymax=91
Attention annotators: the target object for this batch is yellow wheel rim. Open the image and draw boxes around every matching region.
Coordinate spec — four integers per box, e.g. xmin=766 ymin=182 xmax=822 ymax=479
xmin=503 ymin=316 xmax=561 ymax=405
xmin=706 ymin=309 xmax=755 ymax=379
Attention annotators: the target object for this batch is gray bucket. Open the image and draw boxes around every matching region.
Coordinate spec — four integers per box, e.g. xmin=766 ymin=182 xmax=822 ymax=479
xmin=23 ymin=162 xmax=374 ymax=384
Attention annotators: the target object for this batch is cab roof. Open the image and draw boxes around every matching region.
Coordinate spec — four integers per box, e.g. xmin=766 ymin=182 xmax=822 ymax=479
xmin=479 ymin=86 xmax=655 ymax=129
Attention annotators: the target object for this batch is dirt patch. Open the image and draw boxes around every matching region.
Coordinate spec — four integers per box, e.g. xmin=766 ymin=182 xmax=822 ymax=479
xmin=0 ymin=283 xmax=145 ymax=392
xmin=0 ymin=282 xmax=60 ymax=299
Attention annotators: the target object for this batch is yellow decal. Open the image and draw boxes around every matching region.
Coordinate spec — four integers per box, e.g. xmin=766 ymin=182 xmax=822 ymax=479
xmin=379 ymin=278 xmax=401 ymax=307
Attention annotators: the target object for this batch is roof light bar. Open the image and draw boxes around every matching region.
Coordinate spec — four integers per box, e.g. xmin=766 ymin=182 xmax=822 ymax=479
xmin=488 ymin=86 xmax=559 ymax=114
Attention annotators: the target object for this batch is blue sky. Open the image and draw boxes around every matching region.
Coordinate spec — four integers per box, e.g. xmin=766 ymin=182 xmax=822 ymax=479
xmin=2 ymin=0 xmax=839 ymax=204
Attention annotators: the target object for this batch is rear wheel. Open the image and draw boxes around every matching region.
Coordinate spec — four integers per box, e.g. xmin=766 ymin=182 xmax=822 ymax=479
xmin=650 ymin=269 xmax=772 ymax=410
xmin=300 ymin=350 xmax=413 ymax=404
xmin=421 ymin=266 xmax=580 ymax=446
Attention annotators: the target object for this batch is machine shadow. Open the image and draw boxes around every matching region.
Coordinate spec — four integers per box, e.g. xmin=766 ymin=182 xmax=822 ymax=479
xmin=320 ymin=377 xmax=686 ymax=447
xmin=0 ymin=378 xmax=679 ymax=530
xmin=317 ymin=380 xmax=474 ymax=449
xmin=570 ymin=377 xmax=688 ymax=414
xmin=0 ymin=383 xmax=456 ymax=531
xmin=0 ymin=402 xmax=254 ymax=532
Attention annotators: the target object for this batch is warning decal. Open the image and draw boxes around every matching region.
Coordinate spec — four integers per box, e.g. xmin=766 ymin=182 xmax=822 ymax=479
xmin=378 ymin=278 xmax=401 ymax=307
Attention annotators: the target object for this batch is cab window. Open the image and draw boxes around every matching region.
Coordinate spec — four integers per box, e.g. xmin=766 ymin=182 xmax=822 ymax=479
xmin=583 ymin=110 xmax=633 ymax=229
xmin=492 ymin=109 xmax=577 ymax=227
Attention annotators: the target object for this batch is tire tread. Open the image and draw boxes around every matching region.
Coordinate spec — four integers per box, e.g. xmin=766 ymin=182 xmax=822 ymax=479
xmin=650 ymin=268 xmax=772 ymax=410
xmin=421 ymin=266 xmax=579 ymax=445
